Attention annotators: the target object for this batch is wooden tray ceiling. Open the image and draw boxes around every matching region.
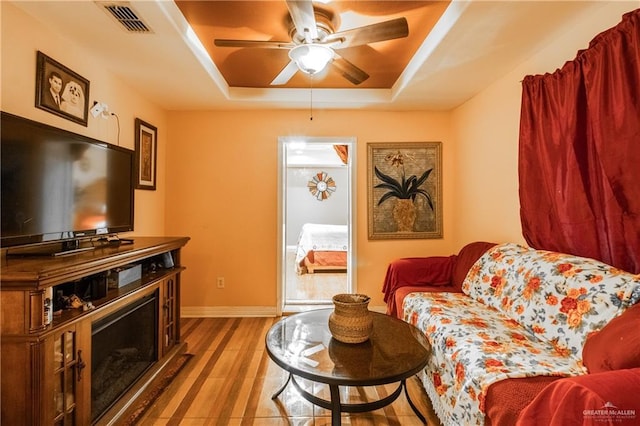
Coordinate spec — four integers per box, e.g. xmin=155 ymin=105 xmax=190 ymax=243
xmin=175 ymin=1 xmax=450 ymax=89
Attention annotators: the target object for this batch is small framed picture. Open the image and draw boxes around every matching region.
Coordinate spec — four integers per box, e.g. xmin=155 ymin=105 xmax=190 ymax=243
xmin=134 ymin=118 xmax=158 ymax=190
xmin=35 ymin=51 xmax=90 ymax=126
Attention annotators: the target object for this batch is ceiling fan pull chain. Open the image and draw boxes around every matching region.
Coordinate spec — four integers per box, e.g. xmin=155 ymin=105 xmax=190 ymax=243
xmin=310 ymin=75 xmax=314 ymax=121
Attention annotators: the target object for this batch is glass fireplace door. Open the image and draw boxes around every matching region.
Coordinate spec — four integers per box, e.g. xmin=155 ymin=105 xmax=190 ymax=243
xmin=91 ymin=291 xmax=158 ymax=422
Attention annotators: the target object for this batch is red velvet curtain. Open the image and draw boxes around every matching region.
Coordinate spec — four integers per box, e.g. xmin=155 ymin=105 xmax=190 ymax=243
xmin=519 ymin=9 xmax=640 ymax=274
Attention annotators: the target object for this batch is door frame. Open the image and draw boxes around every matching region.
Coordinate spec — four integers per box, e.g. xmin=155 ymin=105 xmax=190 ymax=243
xmin=277 ymin=136 xmax=357 ymax=315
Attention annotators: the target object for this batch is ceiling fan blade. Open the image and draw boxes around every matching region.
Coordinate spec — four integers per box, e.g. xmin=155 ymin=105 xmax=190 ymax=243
xmin=270 ymin=60 xmax=299 ymax=85
xmin=214 ymin=39 xmax=294 ymax=49
xmin=326 ymin=17 xmax=409 ymax=49
xmin=286 ymin=0 xmax=318 ymax=42
xmin=331 ymin=54 xmax=369 ymax=85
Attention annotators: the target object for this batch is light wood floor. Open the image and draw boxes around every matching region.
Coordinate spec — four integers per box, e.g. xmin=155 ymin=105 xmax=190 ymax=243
xmin=285 ymin=249 xmax=348 ymax=303
xmin=136 ymin=317 xmax=441 ymax=425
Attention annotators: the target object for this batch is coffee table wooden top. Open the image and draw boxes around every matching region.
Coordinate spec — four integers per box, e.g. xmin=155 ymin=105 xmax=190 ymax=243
xmin=265 ymin=309 xmax=431 ymax=387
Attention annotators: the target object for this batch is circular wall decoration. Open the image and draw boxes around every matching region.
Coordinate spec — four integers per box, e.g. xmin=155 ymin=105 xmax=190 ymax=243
xmin=308 ymin=171 xmax=336 ymax=201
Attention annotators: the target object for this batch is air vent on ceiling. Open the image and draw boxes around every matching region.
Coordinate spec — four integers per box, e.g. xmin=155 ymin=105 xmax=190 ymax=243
xmin=99 ymin=2 xmax=153 ymax=33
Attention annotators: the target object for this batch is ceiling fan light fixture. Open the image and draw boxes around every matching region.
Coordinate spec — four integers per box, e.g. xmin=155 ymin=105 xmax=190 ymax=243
xmin=289 ymin=44 xmax=333 ymax=75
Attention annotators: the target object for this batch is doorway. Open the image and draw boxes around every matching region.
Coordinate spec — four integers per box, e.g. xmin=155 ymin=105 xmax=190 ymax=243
xmin=277 ymin=136 xmax=356 ymax=314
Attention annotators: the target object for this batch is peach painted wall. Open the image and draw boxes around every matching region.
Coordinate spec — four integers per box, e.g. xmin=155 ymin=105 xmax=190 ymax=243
xmin=4 ymin=1 xmax=633 ymax=314
xmin=450 ymin=2 xmax=635 ymax=249
xmin=168 ymin=3 xmax=636 ymax=314
xmin=165 ymin=110 xmax=455 ymax=312
xmin=0 ymin=2 xmax=167 ymax=236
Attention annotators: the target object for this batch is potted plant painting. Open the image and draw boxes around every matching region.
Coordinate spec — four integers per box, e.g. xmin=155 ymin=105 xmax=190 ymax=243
xmin=374 ymin=154 xmax=434 ymax=232
xmin=368 ymin=142 xmax=443 ymax=240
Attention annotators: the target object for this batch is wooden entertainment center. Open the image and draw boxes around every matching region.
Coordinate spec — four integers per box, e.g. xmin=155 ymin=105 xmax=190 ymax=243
xmin=1 ymin=236 xmax=189 ymax=425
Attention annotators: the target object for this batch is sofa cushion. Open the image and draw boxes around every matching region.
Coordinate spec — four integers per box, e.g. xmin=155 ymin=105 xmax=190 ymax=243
xmin=452 ymin=241 xmax=497 ymax=289
xmin=403 ymin=291 xmax=585 ymax=426
xmin=582 ymin=302 xmax=640 ymax=373
xmin=392 ymin=284 xmax=460 ymax=319
xmin=516 ymin=368 xmax=640 ymax=426
xmin=484 ymin=376 xmax=562 ymax=426
xmin=463 ymin=243 xmax=640 ymax=357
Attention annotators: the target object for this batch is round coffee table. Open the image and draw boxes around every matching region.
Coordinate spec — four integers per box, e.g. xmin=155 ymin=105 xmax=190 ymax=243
xmin=265 ymin=309 xmax=431 ymax=425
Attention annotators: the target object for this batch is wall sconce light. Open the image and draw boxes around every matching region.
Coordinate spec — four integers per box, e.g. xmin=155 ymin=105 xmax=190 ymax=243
xmin=90 ymin=101 xmax=111 ymax=119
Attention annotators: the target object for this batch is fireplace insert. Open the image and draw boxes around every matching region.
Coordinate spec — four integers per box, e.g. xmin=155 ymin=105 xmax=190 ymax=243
xmin=91 ymin=291 xmax=158 ymax=422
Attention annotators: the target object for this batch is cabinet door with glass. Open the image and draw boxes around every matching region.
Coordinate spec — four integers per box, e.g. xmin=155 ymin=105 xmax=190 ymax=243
xmin=46 ymin=322 xmax=90 ymax=425
xmin=160 ymin=273 xmax=180 ymax=355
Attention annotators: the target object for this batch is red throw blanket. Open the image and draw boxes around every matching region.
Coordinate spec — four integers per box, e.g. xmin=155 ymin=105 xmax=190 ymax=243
xmin=516 ymin=368 xmax=640 ymax=426
xmin=382 ymin=255 xmax=457 ymax=316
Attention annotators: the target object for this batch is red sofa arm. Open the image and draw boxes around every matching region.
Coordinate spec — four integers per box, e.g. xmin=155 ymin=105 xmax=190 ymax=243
xmin=381 ymin=241 xmax=497 ymax=318
xmin=516 ymin=368 xmax=640 ymax=426
xmin=382 ymin=255 xmax=456 ymax=316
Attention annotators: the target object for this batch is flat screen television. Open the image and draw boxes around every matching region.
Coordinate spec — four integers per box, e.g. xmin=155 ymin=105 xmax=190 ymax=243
xmin=1 ymin=112 xmax=135 ymax=252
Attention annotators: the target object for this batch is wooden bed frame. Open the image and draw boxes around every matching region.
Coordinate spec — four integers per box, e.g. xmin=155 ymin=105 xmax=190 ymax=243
xmin=302 ymin=250 xmax=347 ymax=273
xmin=295 ymin=224 xmax=348 ymax=274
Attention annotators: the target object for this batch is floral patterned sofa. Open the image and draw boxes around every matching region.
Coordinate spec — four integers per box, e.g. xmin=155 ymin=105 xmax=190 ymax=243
xmin=383 ymin=242 xmax=640 ymax=425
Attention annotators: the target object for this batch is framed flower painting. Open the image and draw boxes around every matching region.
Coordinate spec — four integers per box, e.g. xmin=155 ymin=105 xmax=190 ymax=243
xmin=367 ymin=142 xmax=443 ymax=240
xmin=134 ymin=118 xmax=157 ymax=190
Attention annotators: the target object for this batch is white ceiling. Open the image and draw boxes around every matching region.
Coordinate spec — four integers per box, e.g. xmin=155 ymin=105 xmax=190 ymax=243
xmin=10 ymin=1 xmax=634 ymax=111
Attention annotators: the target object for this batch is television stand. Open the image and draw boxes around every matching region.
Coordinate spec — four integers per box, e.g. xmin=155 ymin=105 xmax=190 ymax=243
xmin=1 ymin=236 xmax=190 ymax=425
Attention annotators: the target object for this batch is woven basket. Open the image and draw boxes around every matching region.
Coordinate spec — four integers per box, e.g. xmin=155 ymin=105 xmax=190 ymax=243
xmin=328 ymin=293 xmax=373 ymax=344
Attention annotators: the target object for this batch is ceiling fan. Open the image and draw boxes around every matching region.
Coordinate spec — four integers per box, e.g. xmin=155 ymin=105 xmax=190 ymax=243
xmin=213 ymin=0 xmax=409 ymax=86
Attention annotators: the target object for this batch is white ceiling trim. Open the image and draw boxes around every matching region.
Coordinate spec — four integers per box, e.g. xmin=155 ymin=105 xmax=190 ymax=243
xmin=392 ymin=0 xmax=470 ymax=101
xmin=8 ymin=0 xmax=637 ymax=111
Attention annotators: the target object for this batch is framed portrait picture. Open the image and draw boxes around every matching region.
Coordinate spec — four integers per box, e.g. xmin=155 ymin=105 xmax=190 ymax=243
xmin=35 ymin=51 xmax=90 ymax=126
xmin=134 ymin=118 xmax=158 ymax=190
xmin=367 ymin=142 xmax=443 ymax=240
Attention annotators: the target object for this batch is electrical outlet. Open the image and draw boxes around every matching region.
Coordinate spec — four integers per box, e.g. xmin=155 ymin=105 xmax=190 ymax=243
xmin=216 ymin=277 xmax=225 ymax=288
